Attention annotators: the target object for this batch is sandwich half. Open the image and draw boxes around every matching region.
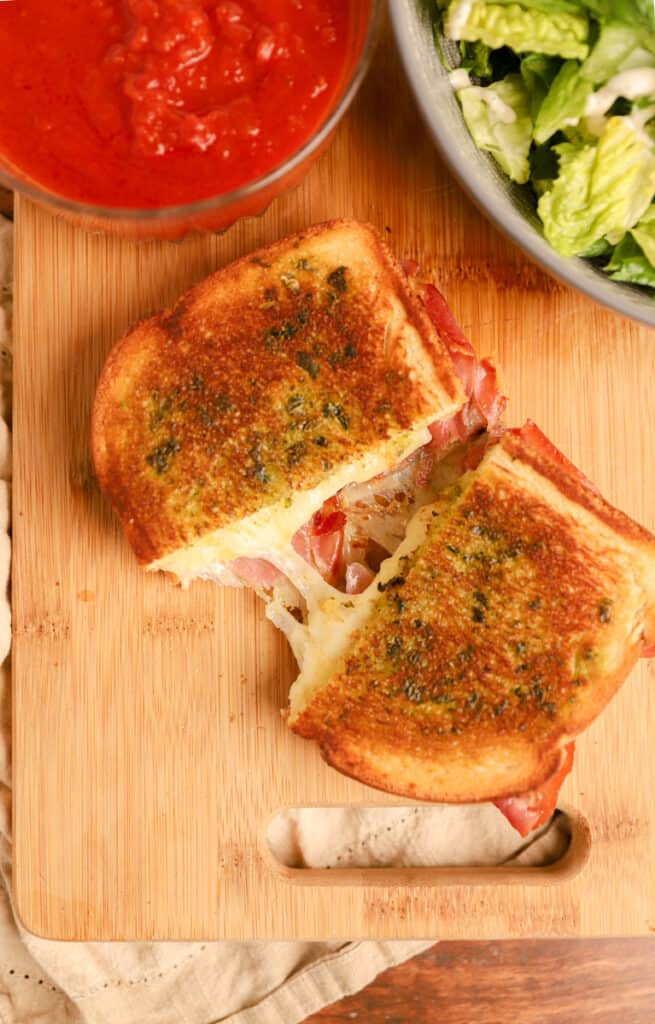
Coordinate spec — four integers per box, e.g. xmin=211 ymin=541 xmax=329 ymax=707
xmin=93 ymin=219 xmax=655 ymax=836
xmin=92 ymin=221 xmax=479 ymax=598
xmin=93 ymin=221 xmax=504 ymax=610
xmin=283 ymin=422 xmax=655 ymax=833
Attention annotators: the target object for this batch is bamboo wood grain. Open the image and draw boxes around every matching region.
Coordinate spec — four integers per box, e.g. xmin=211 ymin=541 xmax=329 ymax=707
xmin=12 ymin=26 xmax=655 ymax=940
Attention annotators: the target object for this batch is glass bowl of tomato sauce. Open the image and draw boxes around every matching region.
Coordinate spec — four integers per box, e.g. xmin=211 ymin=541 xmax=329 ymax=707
xmin=0 ymin=1 xmax=380 ymax=239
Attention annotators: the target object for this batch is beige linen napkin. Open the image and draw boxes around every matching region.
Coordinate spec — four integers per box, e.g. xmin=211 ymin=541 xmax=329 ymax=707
xmin=0 ymin=217 xmax=567 ymax=1024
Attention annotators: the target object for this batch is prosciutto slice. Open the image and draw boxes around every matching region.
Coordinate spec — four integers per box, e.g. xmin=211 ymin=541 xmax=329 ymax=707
xmin=493 ymin=743 xmax=575 ymax=837
xmin=230 ymin=557 xmax=285 ymax=589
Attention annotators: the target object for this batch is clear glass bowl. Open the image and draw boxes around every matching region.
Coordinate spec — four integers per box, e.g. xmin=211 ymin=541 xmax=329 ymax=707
xmin=0 ymin=2 xmax=381 ymax=240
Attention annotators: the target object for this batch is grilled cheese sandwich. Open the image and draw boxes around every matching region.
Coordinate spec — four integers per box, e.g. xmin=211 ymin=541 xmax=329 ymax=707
xmin=92 ymin=220 xmax=655 ymax=835
xmin=287 ymin=425 xmax=655 ymax=804
xmin=92 ymin=220 xmax=466 ymax=580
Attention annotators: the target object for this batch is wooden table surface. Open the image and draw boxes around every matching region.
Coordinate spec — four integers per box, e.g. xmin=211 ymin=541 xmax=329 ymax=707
xmin=303 ymin=940 xmax=655 ymax=1023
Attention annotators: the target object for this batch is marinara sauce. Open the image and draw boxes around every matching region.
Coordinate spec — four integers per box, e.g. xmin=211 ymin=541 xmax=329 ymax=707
xmin=0 ymin=1 xmax=352 ymax=208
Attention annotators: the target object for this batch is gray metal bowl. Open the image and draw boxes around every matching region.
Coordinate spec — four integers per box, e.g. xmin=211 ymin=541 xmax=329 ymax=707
xmin=389 ymin=0 xmax=655 ymax=327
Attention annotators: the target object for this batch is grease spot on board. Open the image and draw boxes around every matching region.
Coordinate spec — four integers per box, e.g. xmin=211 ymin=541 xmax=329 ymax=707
xmin=77 ymin=589 xmax=95 ymax=603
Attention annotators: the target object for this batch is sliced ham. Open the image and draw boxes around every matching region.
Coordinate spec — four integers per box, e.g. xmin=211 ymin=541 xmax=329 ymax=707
xmin=345 ymin=562 xmax=376 ymax=594
xmin=230 ymin=557 xmax=286 ymax=589
xmin=493 ymin=742 xmax=575 ymax=837
xmin=473 ymin=358 xmax=507 ymax=435
xmin=291 ymin=523 xmax=313 ymax=564
xmin=421 ymin=283 xmax=507 ymax=435
xmin=310 ymin=530 xmax=343 ymax=584
xmin=427 ymin=414 xmax=470 ymax=452
xmin=422 ymin=282 xmax=478 ymax=397
xmin=292 ymin=498 xmax=346 ymax=586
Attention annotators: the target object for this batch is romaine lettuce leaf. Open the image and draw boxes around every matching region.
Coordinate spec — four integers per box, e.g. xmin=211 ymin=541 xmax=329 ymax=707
xmin=445 ymin=1 xmax=590 ymax=60
xmin=529 ymin=140 xmax=560 ymax=194
xmin=520 ymin=53 xmax=562 ymax=119
xmin=537 ymin=115 xmax=655 ymax=255
xmin=458 ymin=74 xmax=533 ymax=183
xmin=485 ymin=0 xmax=585 ymax=12
xmin=459 ymin=39 xmax=494 ymax=78
xmin=579 ymin=0 xmax=655 ymax=31
xmin=579 ymin=237 xmax=613 ymax=257
xmin=533 ymin=60 xmax=592 ymax=143
xmin=627 ymin=203 xmax=655 ymax=264
xmin=580 ymin=22 xmax=655 ymax=83
xmin=606 ymin=233 xmax=655 ymax=286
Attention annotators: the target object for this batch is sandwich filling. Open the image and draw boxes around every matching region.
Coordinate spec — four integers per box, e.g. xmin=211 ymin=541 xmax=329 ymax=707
xmin=93 ymin=222 xmax=655 ymax=839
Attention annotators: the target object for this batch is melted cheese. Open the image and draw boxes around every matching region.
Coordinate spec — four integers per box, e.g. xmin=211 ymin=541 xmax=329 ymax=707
xmin=148 ymin=424 xmax=433 ymax=584
xmin=283 ymin=501 xmax=435 ymax=722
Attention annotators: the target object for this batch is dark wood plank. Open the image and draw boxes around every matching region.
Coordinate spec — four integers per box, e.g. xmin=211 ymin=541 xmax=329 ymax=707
xmin=304 ymin=940 xmax=655 ymax=1024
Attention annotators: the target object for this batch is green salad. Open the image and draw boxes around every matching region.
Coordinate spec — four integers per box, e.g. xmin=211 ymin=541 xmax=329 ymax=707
xmin=436 ymin=0 xmax=655 ymax=289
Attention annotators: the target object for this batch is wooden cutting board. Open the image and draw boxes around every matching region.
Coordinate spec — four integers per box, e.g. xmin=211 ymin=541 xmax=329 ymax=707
xmin=12 ymin=26 xmax=655 ymax=941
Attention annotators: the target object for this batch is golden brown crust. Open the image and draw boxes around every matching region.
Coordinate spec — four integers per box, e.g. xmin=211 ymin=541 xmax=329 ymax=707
xmin=291 ymin=428 xmax=655 ymax=802
xmin=503 ymin=424 xmax=655 ymax=548
xmin=92 ymin=220 xmax=464 ymax=565
xmin=315 ymin=730 xmax=568 ymax=804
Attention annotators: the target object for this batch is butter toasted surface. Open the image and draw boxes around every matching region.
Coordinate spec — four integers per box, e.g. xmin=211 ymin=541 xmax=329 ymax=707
xmin=92 ymin=221 xmax=464 ymax=566
xmin=290 ymin=430 xmax=655 ymax=802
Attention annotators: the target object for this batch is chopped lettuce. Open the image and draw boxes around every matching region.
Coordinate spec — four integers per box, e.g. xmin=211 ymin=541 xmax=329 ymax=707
xmin=458 ymin=74 xmax=533 ymax=183
xmin=520 ymin=53 xmax=561 ymax=119
xmin=490 ymin=0 xmax=587 ymax=12
xmin=580 ymin=23 xmax=655 ymax=83
xmin=606 ymin=232 xmax=655 ymax=286
xmin=538 ymin=116 xmax=655 ymax=255
xmin=445 ymin=2 xmax=590 ymax=60
xmin=459 ymin=39 xmax=494 ymax=78
xmin=529 ymin=141 xmax=559 ymax=194
xmin=533 ymin=60 xmax=592 ymax=142
xmin=440 ymin=0 xmax=655 ymax=295
xmin=605 ymin=201 xmax=655 ymax=287
xmin=579 ymin=237 xmax=613 ymax=257
xmin=579 ymin=0 xmax=655 ymax=31
xmin=629 ymin=203 xmax=655 ymax=263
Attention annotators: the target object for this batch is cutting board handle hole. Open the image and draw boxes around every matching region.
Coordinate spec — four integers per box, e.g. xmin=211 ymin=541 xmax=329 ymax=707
xmin=265 ymin=805 xmax=591 ymax=886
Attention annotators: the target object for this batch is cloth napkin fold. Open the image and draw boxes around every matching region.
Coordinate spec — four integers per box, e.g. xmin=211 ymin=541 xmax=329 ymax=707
xmin=0 ymin=217 xmax=567 ymax=1024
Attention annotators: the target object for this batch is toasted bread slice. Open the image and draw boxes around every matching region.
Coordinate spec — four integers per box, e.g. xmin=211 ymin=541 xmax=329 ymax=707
xmin=92 ymin=221 xmax=466 ymax=580
xmin=287 ymin=423 xmax=655 ymax=802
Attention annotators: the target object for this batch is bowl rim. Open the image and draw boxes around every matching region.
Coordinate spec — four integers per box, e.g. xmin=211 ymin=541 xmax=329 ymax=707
xmin=389 ymin=0 xmax=655 ymax=329
xmin=0 ymin=0 xmax=383 ymax=223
